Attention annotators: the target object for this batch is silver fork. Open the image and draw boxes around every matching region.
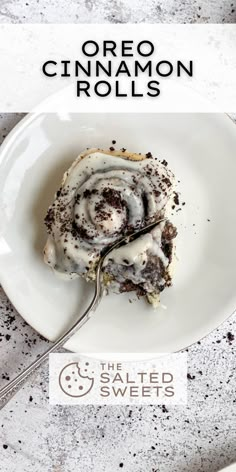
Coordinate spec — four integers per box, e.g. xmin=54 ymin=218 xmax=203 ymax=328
xmin=0 ymin=217 xmax=166 ymax=409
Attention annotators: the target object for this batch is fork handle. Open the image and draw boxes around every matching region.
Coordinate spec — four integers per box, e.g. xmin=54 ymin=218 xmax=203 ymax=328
xmin=0 ymin=288 xmax=102 ymax=410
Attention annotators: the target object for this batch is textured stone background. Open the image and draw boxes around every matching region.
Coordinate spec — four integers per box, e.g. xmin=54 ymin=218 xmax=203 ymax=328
xmin=0 ymin=0 xmax=235 ymax=23
xmin=0 ymin=2 xmax=236 ymax=472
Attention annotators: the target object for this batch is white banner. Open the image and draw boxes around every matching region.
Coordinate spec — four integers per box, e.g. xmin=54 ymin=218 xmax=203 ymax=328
xmin=0 ymin=24 xmax=235 ymax=112
xmin=49 ymin=353 xmax=187 ymax=405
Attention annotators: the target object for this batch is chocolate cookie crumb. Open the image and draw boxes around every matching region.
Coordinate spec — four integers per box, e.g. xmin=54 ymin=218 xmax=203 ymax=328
xmin=161 ymin=159 xmax=168 ymax=166
xmin=146 ymin=152 xmax=153 ymax=159
xmin=162 ymin=176 xmax=172 ymax=188
xmin=102 ymin=188 xmax=124 ymax=210
xmin=173 ymin=192 xmax=180 ymax=205
xmin=187 ymin=373 xmax=195 ymax=380
xmin=83 ymin=189 xmax=91 ymax=198
xmin=227 ymin=332 xmax=234 ymax=343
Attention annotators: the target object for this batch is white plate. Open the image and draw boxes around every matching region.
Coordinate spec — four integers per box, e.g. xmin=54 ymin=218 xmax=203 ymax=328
xmin=0 ymin=113 xmax=236 ymax=353
xmin=220 ymin=465 xmax=236 ymax=472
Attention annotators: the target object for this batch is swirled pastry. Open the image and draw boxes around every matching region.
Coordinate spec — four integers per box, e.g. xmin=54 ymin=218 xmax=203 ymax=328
xmin=44 ymin=148 xmax=177 ymax=306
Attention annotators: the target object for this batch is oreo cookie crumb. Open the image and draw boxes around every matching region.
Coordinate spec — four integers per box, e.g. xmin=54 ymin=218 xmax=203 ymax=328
xmin=227 ymin=332 xmax=234 ymax=343
xmin=173 ymin=192 xmax=180 ymax=205
xmin=161 ymin=159 xmax=168 ymax=166
xmin=187 ymin=373 xmax=195 ymax=380
xmin=146 ymin=152 xmax=153 ymax=159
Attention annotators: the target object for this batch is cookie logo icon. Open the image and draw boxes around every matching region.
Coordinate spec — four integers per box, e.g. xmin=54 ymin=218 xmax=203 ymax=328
xmin=59 ymin=362 xmax=94 ymax=397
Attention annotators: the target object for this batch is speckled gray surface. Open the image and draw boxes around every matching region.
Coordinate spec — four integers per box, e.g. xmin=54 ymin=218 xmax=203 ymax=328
xmin=0 ymin=2 xmax=236 ymax=472
xmin=0 ymin=0 xmax=235 ymax=23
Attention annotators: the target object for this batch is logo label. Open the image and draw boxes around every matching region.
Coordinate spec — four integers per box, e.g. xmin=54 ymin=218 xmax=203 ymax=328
xmin=49 ymin=353 xmax=187 ymax=405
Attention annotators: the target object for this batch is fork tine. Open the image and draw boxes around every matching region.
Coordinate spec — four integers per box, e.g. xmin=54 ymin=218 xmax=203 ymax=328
xmin=100 ymin=217 xmax=167 ymax=264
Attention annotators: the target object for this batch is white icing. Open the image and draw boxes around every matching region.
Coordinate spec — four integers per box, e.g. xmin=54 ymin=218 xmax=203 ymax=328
xmin=105 ymin=233 xmax=153 ymax=266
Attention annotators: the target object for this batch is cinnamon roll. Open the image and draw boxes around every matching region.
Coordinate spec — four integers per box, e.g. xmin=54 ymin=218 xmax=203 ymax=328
xmin=44 ymin=148 xmax=177 ymax=306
